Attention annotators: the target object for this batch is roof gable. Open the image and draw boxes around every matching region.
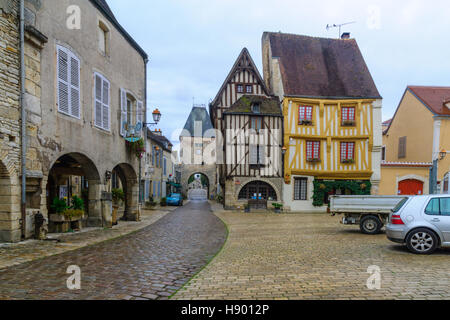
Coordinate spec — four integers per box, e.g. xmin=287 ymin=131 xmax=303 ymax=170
xmin=211 ymin=48 xmax=270 ymax=107
xmin=264 ymin=32 xmax=381 ymax=99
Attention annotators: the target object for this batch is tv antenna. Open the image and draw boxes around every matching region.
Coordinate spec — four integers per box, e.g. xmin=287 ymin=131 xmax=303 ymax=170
xmin=326 ymin=21 xmax=356 ymax=38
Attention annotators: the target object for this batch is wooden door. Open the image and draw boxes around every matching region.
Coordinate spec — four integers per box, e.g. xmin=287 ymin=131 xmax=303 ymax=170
xmin=398 ymin=179 xmax=424 ymax=195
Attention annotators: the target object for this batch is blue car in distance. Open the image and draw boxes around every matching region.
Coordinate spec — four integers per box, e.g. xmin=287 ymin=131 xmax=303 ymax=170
xmin=167 ymin=193 xmax=183 ymax=206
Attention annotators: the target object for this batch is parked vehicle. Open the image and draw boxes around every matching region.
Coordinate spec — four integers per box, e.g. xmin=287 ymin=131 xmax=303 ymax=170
xmin=386 ymin=195 xmax=450 ymax=254
xmin=166 ymin=193 xmax=183 ymax=206
xmin=330 ymin=195 xmax=407 ymax=235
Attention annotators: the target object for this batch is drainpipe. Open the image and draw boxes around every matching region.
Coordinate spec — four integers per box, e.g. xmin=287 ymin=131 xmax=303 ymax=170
xmin=139 ymin=57 xmax=149 ymax=205
xmin=19 ymin=0 xmax=27 ymax=239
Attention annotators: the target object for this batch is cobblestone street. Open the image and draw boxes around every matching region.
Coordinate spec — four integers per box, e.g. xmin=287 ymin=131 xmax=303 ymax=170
xmin=174 ymin=210 xmax=450 ymax=300
xmin=0 ymin=201 xmax=227 ymax=300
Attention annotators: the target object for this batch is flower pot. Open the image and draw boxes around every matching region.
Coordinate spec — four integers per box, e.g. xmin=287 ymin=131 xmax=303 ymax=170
xmin=112 ymin=205 xmax=119 ymax=225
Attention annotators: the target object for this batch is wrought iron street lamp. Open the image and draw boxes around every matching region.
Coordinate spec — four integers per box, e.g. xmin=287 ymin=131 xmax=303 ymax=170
xmin=143 ymin=108 xmax=162 ymax=128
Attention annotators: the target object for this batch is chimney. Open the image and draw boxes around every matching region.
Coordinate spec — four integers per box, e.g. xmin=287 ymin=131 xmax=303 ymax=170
xmin=341 ymin=32 xmax=351 ymax=40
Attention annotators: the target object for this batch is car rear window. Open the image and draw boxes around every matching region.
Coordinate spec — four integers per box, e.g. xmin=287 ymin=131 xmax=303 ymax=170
xmin=392 ymin=197 xmax=409 ymax=213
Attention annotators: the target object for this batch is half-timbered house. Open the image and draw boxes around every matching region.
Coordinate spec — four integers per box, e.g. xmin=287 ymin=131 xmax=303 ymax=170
xmin=209 ymin=48 xmax=283 ymax=209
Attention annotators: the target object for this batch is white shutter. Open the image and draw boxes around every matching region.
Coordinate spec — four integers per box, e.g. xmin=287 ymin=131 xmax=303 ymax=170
xmin=136 ymin=100 xmax=143 ymax=125
xmin=94 ymin=74 xmax=103 ymax=128
xmin=57 ymin=47 xmax=69 ymax=115
xmin=69 ymin=55 xmax=80 ymax=118
xmin=258 ymin=145 xmax=266 ymax=165
xmin=57 ymin=46 xmax=80 ymax=119
xmin=249 ymin=145 xmax=258 ymax=165
xmin=120 ymin=89 xmax=127 ymax=136
xmin=102 ymin=79 xmax=110 ymax=130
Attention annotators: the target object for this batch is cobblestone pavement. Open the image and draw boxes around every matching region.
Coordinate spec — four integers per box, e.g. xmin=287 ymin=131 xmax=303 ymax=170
xmin=0 ymin=208 xmax=172 ymax=270
xmin=0 ymin=201 xmax=227 ymax=300
xmin=174 ymin=211 xmax=450 ymax=300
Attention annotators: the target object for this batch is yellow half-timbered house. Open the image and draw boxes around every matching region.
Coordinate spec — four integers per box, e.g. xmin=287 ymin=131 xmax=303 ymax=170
xmin=262 ymin=32 xmax=383 ymax=212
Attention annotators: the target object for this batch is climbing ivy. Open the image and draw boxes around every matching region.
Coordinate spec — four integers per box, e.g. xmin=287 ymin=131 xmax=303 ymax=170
xmin=312 ymin=180 xmax=372 ymax=207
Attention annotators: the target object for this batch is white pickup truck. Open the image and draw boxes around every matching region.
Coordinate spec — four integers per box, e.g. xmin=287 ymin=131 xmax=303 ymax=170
xmin=330 ymin=195 xmax=408 ymax=235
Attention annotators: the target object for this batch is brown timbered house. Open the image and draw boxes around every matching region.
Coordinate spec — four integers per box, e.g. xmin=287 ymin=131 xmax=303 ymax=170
xmin=209 ymin=48 xmax=283 ymax=209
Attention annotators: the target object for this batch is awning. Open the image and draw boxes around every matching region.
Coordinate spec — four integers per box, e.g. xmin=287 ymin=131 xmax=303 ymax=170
xmin=169 ymin=182 xmax=181 ymax=188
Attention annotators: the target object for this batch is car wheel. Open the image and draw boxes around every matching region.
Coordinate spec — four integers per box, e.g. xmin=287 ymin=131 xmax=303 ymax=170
xmin=360 ymin=215 xmax=383 ymax=235
xmin=406 ymin=228 xmax=438 ymax=255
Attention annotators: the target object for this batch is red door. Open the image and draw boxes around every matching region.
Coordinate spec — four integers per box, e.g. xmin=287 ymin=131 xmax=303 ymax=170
xmin=398 ymin=179 xmax=424 ymax=195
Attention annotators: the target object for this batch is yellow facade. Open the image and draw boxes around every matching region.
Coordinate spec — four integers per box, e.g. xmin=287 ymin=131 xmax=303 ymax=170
xmin=379 ymin=166 xmax=430 ymax=196
xmin=383 ymin=90 xmax=434 ymax=163
xmin=283 ymin=98 xmax=376 ymax=181
xmin=381 ymin=88 xmax=450 ymax=195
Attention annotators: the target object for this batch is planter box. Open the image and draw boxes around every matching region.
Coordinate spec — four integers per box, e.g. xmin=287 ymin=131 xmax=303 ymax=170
xmin=49 ymin=214 xmax=84 ymax=223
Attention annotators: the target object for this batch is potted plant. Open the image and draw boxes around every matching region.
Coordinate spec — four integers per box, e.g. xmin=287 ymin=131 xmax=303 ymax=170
xmin=342 ymin=120 xmax=356 ymax=127
xmin=244 ymin=204 xmax=250 ymax=213
xmin=160 ymin=197 xmax=167 ymax=207
xmin=272 ymin=203 xmax=283 ymax=213
xmin=112 ymin=188 xmax=125 ymax=225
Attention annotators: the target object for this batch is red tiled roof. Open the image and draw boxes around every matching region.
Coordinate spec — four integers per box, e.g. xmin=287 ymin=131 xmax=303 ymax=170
xmin=264 ymin=32 xmax=381 ymax=99
xmin=408 ymin=86 xmax=450 ymax=116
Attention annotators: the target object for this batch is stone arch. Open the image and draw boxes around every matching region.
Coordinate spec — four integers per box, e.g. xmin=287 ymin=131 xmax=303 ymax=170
xmin=112 ymin=163 xmax=139 ymax=221
xmin=180 ymin=164 xmax=216 ymax=200
xmin=236 ymin=178 xmax=281 ymax=202
xmin=187 ymin=172 xmax=210 ymax=200
xmin=0 ymin=159 xmax=16 ymax=242
xmin=46 ymin=153 xmax=103 ymax=230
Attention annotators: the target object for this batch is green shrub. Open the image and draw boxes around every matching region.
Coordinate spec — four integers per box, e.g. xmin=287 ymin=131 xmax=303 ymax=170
xmin=71 ymin=195 xmax=84 ymax=211
xmin=112 ymin=188 xmax=125 ymax=205
xmin=51 ymin=197 xmax=68 ymax=214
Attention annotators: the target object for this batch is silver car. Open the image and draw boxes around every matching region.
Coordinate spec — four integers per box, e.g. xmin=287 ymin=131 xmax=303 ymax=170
xmin=386 ymin=195 xmax=450 ymax=254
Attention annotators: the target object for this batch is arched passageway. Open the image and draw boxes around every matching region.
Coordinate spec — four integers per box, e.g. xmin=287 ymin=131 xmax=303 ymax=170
xmin=46 ymin=153 xmax=102 ymax=232
xmin=187 ymin=173 xmax=209 ymax=201
xmin=112 ymin=163 xmax=139 ymax=221
xmin=238 ymin=180 xmax=278 ymax=209
xmin=0 ymin=160 xmax=14 ymax=242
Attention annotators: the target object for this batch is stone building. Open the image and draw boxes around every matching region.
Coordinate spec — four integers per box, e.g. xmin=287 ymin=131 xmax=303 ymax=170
xmin=0 ymin=0 xmax=21 ymax=242
xmin=0 ymin=0 xmax=148 ymax=242
xmin=143 ymin=129 xmax=174 ymax=203
xmin=179 ymin=106 xmax=217 ymax=200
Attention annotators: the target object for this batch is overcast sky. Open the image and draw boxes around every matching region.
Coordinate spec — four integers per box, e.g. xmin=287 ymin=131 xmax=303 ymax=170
xmin=108 ymin=0 xmax=450 ymax=145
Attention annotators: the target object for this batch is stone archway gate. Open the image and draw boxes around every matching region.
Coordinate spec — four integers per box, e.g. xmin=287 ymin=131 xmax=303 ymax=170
xmin=180 ymin=164 xmax=216 ymax=200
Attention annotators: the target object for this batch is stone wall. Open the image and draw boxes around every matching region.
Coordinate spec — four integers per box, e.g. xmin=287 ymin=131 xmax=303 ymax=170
xmin=0 ymin=0 xmax=21 ymax=242
xmin=224 ymin=176 xmax=283 ymax=210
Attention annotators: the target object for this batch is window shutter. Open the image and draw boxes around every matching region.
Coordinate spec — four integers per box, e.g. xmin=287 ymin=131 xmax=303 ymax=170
xmin=70 ymin=56 xmax=80 ymax=118
xmin=250 ymin=145 xmax=258 ymax=164
xmin=258 ymin=145 xmax=266 ymax=165
xmin=102 ymin=80 xmax=110 ymax=130
xmin=136 ymin=100 xmax=143 ymax=125
xmin=94 ymin=74 xmax=103 ymax=128
xmin=57 ymin=48 xmax=70 ymax=115
xmin=398 ymin=137 xmax=407 ymax=159
xmin=120 ymin=89 xmax=127 ymax=136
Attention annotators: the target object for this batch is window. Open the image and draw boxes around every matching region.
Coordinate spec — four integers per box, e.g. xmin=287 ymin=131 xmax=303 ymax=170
xmin=341 ymin=107 xmax=356 ymax=126
xmin=250 ymin=145 xmax=266 ymax=166
xmin=98 ymin=21 xmax=109 ymax=55
xmin=163 ymin=157 xmax=167 ymax=176
xmin=425 ymin=198 xmax=450 ymax=216
xmin=444 ymin=174 xmax=449 ymax=194
xmin=120 ymin=89 xmax=142 ymax=137
xmin=306 ymin=141 xmax=320 ymax=161
xmin=252 ymin=103 xmax=260 ymax=114
xmin=294 ymin=178 xmax=308 ymax=200
xmin=299 ymin=105 xmax=313 ymax=124
xmin=381 ymin=146 xmax=386 ymax=161
xmin=238 ymin=181 xmax=277 ymax=200
xmin=246 ymin=85 xmax=253 ymax=93
xmin=250 ymin=117 xmax=262 ymax=131
xmin=341 ymin=142 xmax=355 ymax=163
xmin=398 ymin=136 xmax=407 ymax=159
xmin=94 ymin=73 xmax=110 ymax=131
xmin=57 ymin=45 xmax=80 ymax=119
xmin=236 ymin=84 xmax=244 ymax=93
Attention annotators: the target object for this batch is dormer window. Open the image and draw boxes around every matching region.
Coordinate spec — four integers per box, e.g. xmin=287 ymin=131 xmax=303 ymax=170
xmin=252 ymin=103 xmax=261 ymax=114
